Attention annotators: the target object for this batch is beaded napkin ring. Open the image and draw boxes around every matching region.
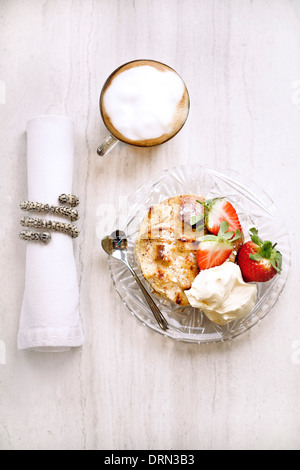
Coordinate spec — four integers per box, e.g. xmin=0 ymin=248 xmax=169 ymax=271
xmin=20 ymin=216 xmax=79 ymax=239
xmin=19 ymin=193 xmax=80 ymax=243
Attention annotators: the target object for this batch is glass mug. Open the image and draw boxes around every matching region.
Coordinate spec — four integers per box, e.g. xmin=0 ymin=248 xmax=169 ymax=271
xmin=97 ymin=59 xmax=190 ymax=156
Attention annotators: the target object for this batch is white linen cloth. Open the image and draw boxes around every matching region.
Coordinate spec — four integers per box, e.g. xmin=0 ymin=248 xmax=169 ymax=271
xmin=18 ymin=115 xmax=84 ymax=351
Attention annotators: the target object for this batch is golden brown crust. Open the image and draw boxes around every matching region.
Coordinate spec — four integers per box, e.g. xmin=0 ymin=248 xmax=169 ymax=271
xmin=135 ymin=195 xmax=203 ymax=306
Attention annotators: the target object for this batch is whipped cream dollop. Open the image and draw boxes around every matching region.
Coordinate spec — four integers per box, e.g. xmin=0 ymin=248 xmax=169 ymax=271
xmin=185 ymin=262 xmax=257 ymax=325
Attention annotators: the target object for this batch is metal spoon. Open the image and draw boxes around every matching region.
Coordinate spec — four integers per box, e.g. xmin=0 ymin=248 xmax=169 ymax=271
xmin=101 ymin=230 xmax=169 ymax=331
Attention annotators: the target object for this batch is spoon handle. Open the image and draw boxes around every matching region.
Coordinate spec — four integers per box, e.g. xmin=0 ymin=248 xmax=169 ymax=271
xmin=126 ymin=262 xmax=169 ymax=331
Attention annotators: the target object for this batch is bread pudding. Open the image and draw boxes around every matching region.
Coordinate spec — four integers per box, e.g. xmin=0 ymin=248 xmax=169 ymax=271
xmin=134 ymin=194 xmax=244 ymax=306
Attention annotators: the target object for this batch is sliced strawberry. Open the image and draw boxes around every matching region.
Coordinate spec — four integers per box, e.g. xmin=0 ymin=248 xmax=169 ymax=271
xmin=237 ymin=228 xmax=282 ymax=282
xmin=196 ymin=221 xmax=241 ymax=270
xmin=197 ymin=239 xmax=233 ymax=270
xmin=198 ymin=198 xmax=241 ymax=236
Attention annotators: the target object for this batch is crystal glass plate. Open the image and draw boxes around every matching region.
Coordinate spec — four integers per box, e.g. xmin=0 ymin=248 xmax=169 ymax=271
xmin=108 ymin=166 xmax=290 ymax=343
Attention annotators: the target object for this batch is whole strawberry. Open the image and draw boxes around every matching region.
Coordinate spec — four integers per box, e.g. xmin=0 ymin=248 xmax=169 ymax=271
xmin=237 ymin=228 xmax=282 ymax=282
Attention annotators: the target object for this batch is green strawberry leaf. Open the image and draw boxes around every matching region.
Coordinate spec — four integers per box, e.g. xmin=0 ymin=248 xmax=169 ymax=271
xmin=249 ymin=253 xmax=263 ymax=261
xmin=230 ymin=229 xmax=241 ymax=242
xmin=218 ymin=221 xmax=229 ymax=237
xmin=202 ymin=235 xmax=219 ymax=242
xmin=249 ymin=227 xmax=263 ymax=247
xmin=261 ymin=240 xmax=273 ymax=258
xmin=272 ymin=249 xmax=282 ymax=273
xmin=217 ymin=222 xmax=241 ymax=242
xmin=223 ymin=231 xmax=235 ymax=240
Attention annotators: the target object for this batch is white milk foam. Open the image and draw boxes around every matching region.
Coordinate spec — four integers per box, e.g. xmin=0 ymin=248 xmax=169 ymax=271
xmin=102 ymin=65 xmax=186 ymax=141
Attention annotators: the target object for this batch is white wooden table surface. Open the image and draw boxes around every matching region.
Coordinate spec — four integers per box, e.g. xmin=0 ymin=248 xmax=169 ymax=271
xmin=0 ymin=0 xmax=300 ymax=450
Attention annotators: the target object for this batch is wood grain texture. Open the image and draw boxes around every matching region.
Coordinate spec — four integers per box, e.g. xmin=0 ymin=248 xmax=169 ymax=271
xmin=0 ymin=0 xmax=300 ymax=450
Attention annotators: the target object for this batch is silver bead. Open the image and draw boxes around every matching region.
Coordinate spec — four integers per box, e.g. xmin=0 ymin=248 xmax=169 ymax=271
xmin=58 ymin=194 xmax=79 ymax=207
xmin=19 ymin=230 xmax=51 ymax=243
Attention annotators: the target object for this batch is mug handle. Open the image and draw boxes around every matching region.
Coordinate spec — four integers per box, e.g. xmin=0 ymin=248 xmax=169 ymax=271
xmin=97 ymin=134 xmax=119 ymax=156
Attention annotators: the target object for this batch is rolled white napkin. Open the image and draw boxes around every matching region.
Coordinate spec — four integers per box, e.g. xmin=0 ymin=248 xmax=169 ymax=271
xmin=18 ymin=115 xmax=84 ymax=351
